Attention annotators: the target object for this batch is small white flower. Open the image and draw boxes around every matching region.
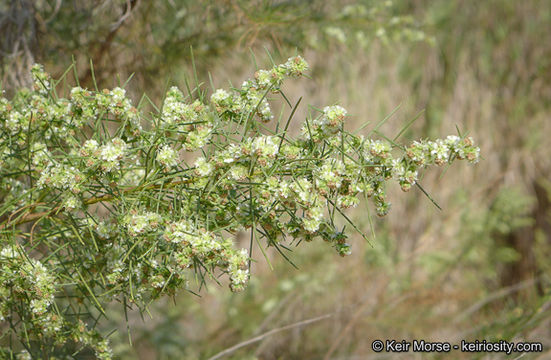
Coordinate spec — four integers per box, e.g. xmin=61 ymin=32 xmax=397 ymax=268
xmin=62 ymin=193 xmax=80 ymax=210
xmin=303 ymin=218 xmax=321 ymax=232
xmin=83 ymin=139 xmax=99 ymax=152
xmin=211 ymin=89 xmax=231 ymax=105
xmin=157 ymin=144 xmax=179 ymax=168
xmin=252 ymin=135 xmax=278 ymax=157
xmin=100 ymin=140 xmax=126 ymax=162
xmin=229 ymin=164 xmax=248 ymax=181
xmin=194 ymin=156 xmax=213 ymax=177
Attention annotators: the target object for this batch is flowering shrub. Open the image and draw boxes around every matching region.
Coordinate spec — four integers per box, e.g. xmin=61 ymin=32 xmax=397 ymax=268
xmin=0 ymin=56 xmax=479 ymax=358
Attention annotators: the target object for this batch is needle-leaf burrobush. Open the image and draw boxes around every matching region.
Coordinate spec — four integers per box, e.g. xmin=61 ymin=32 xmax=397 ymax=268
xmin=0 ymin=56 xmax=479 ymax=358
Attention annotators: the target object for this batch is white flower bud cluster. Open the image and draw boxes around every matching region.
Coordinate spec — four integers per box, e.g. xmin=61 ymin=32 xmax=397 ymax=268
xmin=31 ymin=142 xmax=51 ymax=168
xmin=161 ymin=87 xmax=198 ymax=124
xmin=156 ymin=144 xmax=179 ymax=169
xmin=163 ymin=220 xmax=250 ymax=291
xmin=160 ymin=87 xmax=214 ymax=150
xmin=30 ymin=64 xmax=51 ymax=95
xmin=211 ymin=56 xmax=309 ymax=123
xmin=99 ymin=138 xmax=127 ymax=171
xmin=0 ymin=245 xmax=61 ymax=337
xmin=71 ymin=86 xmax=141 ymax=134
xmin=92 ymin=219 xmax=118 ymax=239
xmin=78 ymin=137 xmax=128 ymax=172
xmin=407 ymin=136 xmax=480 ymax=166
xmin=194 ymin=156 xmax=214 ymax=177
xmin=302 ymin=105 xmax=347 ymax=141
xmin=37 ymin=162 xmax=84 ymax=193
xmin=71 ymin=86 xmax=98 ymax=124
xmin=123 ymin=211 xmax=163 ymax=236
xmin=61 ymin=192 xmax=81 ymax=210
xmin=252 ymin=135 xmax=278 ymax=158
xmin=314 ymin=158 xmax=346 ymax=192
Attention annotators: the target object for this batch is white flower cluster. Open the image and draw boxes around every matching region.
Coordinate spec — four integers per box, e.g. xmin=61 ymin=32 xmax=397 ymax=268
xmin=70 ymin=86 xmax=141 ymax=133
xmin=5 ymin=108 xmax=27 ymax=134
xmin=406 ymin=135 xmax=480 ymax=166
xmin=156 ymin=144 xmax=179 ymax=169
xmin=185 ymin=124 xmax=213 ymax=150
xmin=289 ymin=178 xmax=327 ymax=232
xmin=391 ymin=158 xmax=418 ymax=192
xmin=71 ymin=86 xmax=98 ymax=124
xmin=302 ymin=105 xmax=348 ymax=141
xmin=161 ymin=87 xmax=198 ymax=124
xmin=228 ymin=249 xmax=250 ymax=292
xmin=212 ymin=143 xmax=243 ymax=166
xmin=365 ymin=139 xmax=392 ymax=160
xmin=61 ymin=192 xmax=81 ymax=210
xmin=252 ymin=135 xmax=278 ymax=158
xmin=163 ymin=220 xmax=250 ymax=291
xmin=91 ymin=219 xmax=118 ymax=239
xmin=279 ymin=55 xmax=309 ymax=78
xmin=2 ymin=76 xmax=73 ymax=139
xmin=211 ymin=89 xmax=232 ymax=107
xmin=31 ymin=64 xmax=51 ymax=95
xmin=100 ymin=138 xmax=127 ymax=171
xmin=211 ymin=56 xmax=309 ymax=123
xmin=31 ymin=142 xmax=51 ymax=168
xmin=37 ymin=162 xmax=84 ymax=193
xmin=79 ymin=137 xmax=127 ymax=172
xmin=104 ymin=243 xmax=126 ymax=286
xmin=314 ymin=158 xmax=347 ymax=191
xmin=194 ymin=156 xmax=214 ymax=177
xmin=160 ymin=87 xmax=214 ymax=150
xmin=0 ymin=246 xmax=57 ymax=331
xmin=72 ymin=321 xmax=114 ymax=360
xmin=229 ymin=164 xmax=249 ymax=181
xmin=123 ymin=211 xmax=163 ymax=236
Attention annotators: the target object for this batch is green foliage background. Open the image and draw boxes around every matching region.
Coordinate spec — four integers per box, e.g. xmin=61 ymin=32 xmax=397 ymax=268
xmin=1 ymin=0 xmax=550 ymax=359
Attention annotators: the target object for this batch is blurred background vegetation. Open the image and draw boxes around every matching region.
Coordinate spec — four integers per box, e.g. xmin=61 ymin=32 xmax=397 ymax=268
xmin=1 ymin=0 xmax=550 ymax=358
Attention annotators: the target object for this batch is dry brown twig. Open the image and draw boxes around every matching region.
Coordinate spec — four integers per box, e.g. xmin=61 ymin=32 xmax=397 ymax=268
xmin=208 ymin=313 xmax=334 ymax=360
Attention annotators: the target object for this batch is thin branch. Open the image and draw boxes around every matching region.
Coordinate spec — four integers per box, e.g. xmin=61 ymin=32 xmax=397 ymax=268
xmin=0 ymin=177 xmax=193 ymax=230
xmin=452 ymin=278 xmax=538 ymax=324
xmin=208 ymin=313 xmax=333 ymax=360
